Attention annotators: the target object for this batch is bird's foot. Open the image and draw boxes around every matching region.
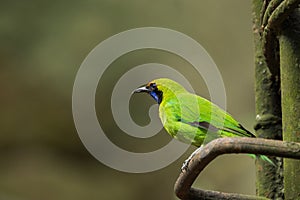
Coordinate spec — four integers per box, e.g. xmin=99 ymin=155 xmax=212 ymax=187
xmin=181 ymin=159 xmax=190 ymax=172
xmin=181 ymin=145 xmax=203 ymax=172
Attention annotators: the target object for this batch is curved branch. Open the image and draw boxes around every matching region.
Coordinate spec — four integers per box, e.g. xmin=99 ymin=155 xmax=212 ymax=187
xmin=262 ymin=0 xmax=300 ymax=75
xmin=174 ymin=137 xmax=300 ymax=200
xmin=266 ymin=0 xmax=300 ymax=30
xmin=261 ymin=0 xmax=282 ymax=30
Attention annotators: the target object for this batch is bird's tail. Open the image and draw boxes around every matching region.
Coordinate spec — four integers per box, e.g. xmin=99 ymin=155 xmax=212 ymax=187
xmin=248 ymin=154 xmax=276 ymax=166
xmin=258 ymin=155 xmax=276 ymax=166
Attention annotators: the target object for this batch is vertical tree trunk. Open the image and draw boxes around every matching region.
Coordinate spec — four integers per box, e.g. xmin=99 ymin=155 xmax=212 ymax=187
xmin=279 ymin=10 xmax=300 ymax=200
xmin=252 ymin=1 xmax=283 ymax=199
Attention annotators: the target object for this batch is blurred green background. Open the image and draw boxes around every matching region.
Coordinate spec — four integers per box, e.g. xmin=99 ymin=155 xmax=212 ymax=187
xmin=0 ymin=0 xmax=257 ymax=199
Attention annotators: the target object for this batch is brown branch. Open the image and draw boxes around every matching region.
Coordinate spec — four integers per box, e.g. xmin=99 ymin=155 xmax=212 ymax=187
xmin=174 ymin=137 xmax=300 ymax=200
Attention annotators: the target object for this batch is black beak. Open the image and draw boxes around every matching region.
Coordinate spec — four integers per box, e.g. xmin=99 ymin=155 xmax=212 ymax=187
xmin=132 ymin=86 xmax=150 ymax=94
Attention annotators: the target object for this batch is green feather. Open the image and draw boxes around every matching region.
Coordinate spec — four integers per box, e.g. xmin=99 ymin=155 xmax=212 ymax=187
xmin=259 ymin=155 xmax=276 ymax=166
xmin=134 ymin=78 xmax=274 ymax=165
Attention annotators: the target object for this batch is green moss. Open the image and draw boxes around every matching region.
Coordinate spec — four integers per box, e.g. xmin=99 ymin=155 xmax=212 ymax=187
xmin=252 ymin=0 xmax=283 ymax=199
xmin=280 ymin=11 xmax=300 ymax=199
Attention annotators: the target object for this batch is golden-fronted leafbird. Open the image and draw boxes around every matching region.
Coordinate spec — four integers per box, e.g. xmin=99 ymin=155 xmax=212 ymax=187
xmin=133 ymin=78 xmax=274 ymax=168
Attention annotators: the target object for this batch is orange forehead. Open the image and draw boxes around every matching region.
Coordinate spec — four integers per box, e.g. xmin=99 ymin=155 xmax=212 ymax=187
xmin=146 ymin=81 xmax=155 ymax=87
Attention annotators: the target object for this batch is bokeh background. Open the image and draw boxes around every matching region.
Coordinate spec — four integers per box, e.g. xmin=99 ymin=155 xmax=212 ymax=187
xmin=1 ymin=0 xmax=257 ymax=199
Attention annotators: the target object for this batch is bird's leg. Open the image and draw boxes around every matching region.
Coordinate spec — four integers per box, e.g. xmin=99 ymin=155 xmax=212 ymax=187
xmin=181 ymin=145 xmax=203 ymax=171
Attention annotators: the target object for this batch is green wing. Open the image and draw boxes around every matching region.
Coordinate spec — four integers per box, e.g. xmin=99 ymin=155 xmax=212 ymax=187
xmin=159 ymin=93 xmax=255 ymax=147
xmin=174 ymin=93 xmax=254 ymax=143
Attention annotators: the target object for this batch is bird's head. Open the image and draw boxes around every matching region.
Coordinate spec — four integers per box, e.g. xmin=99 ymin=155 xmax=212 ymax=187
xmin=133 ymin=78 xmax=187 ymax=104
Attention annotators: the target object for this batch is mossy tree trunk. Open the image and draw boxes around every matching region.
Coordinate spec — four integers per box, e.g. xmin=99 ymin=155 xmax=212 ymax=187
xmin=253 ymin=0 xmax=300 ymax=199
xmin=252 ymin=1 xmax=283 ymax=199
xmin=279 ymin=10 xmax=300 ymax=200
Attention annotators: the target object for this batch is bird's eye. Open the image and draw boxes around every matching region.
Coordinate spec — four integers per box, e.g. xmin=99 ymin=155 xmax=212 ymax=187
xmin=149 ymin=83 xmax=157 ymax=89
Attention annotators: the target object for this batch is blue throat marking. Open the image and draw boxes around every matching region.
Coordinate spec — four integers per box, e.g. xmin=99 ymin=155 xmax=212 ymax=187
xmin=150 ymin=91 xmax=162 ymax=104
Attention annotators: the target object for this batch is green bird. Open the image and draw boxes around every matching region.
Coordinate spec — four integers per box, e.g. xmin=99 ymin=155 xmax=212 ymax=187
xmin=133 ymin=78 xmax=274 ymax=168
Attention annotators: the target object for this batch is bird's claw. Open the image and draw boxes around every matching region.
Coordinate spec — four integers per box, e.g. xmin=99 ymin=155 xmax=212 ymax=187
xmin=181 ymin=158 xmax=191 ymax=172
xmin=181 ymin=145 xmax=203 ymax=172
